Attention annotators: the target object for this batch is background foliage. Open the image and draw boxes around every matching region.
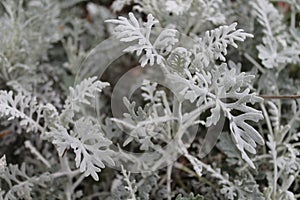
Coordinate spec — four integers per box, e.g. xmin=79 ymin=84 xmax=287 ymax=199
xmin=0 ymin=0 xmax=300 ymax=199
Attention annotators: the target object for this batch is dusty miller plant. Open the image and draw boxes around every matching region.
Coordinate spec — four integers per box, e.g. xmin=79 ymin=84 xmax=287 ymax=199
xmin=0 ymin=0 xmax=300 ymax=199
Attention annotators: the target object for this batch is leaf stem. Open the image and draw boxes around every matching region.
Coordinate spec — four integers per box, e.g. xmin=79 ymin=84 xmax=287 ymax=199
xmin=167 ymin=162 xmax=172 ymax=200
xmin=260 ymin=95 xmax=300 ymax=99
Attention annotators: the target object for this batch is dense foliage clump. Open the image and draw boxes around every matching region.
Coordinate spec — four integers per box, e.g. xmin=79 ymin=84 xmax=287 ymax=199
xmin=0 ymin=0 xmax=300 ymax=199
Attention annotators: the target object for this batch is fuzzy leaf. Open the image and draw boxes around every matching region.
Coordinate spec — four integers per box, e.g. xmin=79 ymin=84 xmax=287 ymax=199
xmin=48 ymin=118 xmax=115 ymax=181
xmin=106 ymin=12 xmax=178 ymax=67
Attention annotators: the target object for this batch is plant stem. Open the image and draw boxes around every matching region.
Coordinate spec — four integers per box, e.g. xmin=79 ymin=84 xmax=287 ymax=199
xmin=244 ymin=53 xmax=266 ymax=74
xmin=260 ymin=95 xmax=300 ymax=99
xmin=121 ymin=165 xmax=137 ymax=200
xmin=260 ymin=103 xmax=277 ymax=199
xmin=167 ymin=162 xmax=172 ymax=200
